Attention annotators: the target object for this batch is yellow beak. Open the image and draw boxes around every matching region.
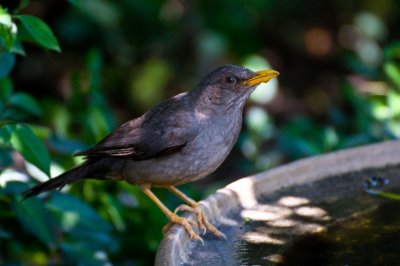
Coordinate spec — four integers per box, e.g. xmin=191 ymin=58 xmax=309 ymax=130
xmin=243 ymin=70 xmax=280 ymax=87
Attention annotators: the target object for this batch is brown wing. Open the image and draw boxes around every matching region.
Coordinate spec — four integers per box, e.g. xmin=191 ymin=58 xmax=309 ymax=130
xmin=75 ymin=93 xmax=196 ymax=160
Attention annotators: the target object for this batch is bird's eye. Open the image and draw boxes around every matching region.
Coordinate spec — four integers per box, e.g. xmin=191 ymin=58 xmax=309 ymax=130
xmin=225 ymin=76 xmax=237 ymax=85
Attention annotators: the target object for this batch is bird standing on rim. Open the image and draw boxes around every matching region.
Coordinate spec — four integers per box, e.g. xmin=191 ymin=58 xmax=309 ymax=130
xmin=23 ymin=65 xmax=279 ymax=241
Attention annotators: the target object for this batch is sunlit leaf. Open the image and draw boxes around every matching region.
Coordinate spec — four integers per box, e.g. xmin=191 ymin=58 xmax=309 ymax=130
xmin=371 ymin=102 xmax=391 ymax=120
xmin=41 ymin=101 xmax=71 ymax=138
xmin=386 ymin=121 xmax=400 ymax=138
xmin=28 ymin=124 xmax=52 ymax=139
xmin=11 ymin=197 xmax=56 ymax=247
xmin=131 ymin=58 xmax=170 ymax=109
xmin=0 ymin=24 xmax=16 ymax=50
xmin=323 ymin=126 xmax=339 ymax=149
xmin=0 ymin=7 xmax=17 ymax=50
xmin=0 ymin=7 xmax=12 ymax=27
xmin=18 ymin=15 xmax=60 ymax=52
xmin=9 ymin=124 xmax=51 ymax=176
xmin=0 ymin=51 xmax=15 ymax=78
xmin=245 ymin=106 xmax=271 ymax=134
xmin=9 ymin=92 xmax=41 ymax=117
xmin=384 ymin=62 xmax=400 ymax=87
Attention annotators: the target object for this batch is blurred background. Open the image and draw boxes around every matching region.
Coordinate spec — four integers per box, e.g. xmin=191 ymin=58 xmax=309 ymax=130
xmin=1 ymin=0 xmax=400 ymax=264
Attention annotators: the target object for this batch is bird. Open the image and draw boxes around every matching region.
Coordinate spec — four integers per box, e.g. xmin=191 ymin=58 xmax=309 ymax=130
xmin=22 ymin=65 xmax=279 ymax=241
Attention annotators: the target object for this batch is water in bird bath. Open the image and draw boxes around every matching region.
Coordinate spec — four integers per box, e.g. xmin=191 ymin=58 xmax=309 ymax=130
xmin=237 ymin=198 xmax=400 ymax=265
xmin=236 ymin=167 xmax=400 ymax=266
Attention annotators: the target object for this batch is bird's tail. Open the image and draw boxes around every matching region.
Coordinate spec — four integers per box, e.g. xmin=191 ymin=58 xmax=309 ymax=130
xmin=22 ymin=162 xmax=92 ymax=200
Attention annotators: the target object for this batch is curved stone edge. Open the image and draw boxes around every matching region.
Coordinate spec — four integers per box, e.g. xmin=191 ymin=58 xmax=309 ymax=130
xmin=155 ymin=140 xmax=400 ymax=266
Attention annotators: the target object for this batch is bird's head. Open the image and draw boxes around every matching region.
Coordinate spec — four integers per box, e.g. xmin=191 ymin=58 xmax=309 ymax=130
xmin=191 ymin=65 xmax=279 ymax=113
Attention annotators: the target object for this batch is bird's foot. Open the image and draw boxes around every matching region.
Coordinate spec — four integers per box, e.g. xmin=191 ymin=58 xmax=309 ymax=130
xmin=174 ymin=204 xmax=226 ymax=239
xmin=163 ymin=213 xmax=204 ymax=244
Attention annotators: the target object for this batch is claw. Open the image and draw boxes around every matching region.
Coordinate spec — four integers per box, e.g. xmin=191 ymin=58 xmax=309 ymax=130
xmin=219 ymin=231 xmax=227 ymax=240
xmin=173 ymin=204 xmax=225 ymax=238
xmin=174 ymin=204 xmax=206 ymax=233
xmin=163 ymin=212 xmax=204 ymax=243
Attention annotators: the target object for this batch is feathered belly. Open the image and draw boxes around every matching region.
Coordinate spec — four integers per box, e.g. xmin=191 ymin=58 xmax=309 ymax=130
xmin=124 ymin=116 xmax=242 ymax=186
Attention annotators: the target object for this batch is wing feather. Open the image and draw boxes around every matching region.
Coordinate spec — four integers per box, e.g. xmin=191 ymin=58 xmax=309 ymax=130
xmin=75 ymin=93 xmax=195 ymax=160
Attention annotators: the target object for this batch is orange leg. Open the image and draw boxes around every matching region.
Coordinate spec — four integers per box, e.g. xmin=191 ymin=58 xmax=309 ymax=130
xmin=166 ymin=186 xmax=226 ymax=239
xmin=139 ymin=184 xmax=202 ymax=242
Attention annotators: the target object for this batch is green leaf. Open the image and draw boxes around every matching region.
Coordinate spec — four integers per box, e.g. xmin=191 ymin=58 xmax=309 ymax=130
xmin=0 ymin=7 xmax=16 ymax=50
xmin=9 ymin=92 xmax=41 ymax=117
xmin=2 ymin=180 xmax=29 ymax=195
xmin=8 ymin=124 xmax=51 ymax=176
xmin=0 ymin=149 xmax=12 ymax=168
xmin=0 ymin=77 xmax=12 ymax=93
xmin=87 ymin=107 xmax=109 ymax=142
xmin=0 ymin=51 xmax=15 ymax=78
xmin=384 ymin=62 xmax=400 ymax=87
xmin=28 ymin=124 xmax=52 ymax=139
xmin=0 ymin=125 xmax=11 ymax=145
xmin=0 ymin=24 xmax=17 ymax=50
xmin=384 ymin=42 xmax=400 ymax=61
xmin=131 ymin=58 xmax=171 ymax=108
xmin=11 ymin=197 xmax=57 ymax=247
xmin=10 ymin=39 xmax=26 ymax=56
xmin=18 ymin=15 xmax=60 ymax=52
xmin=0 ymin=77 xmax=13 ymax=109
xmin=387 ymin=90 xmax=400 ymax=117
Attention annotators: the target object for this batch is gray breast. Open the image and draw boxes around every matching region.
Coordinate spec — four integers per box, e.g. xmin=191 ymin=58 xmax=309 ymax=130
xmin=123 ymin=110 xmax=243 ymax=186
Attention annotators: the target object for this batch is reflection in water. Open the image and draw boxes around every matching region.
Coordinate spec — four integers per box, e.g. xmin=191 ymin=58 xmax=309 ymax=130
xmin=241 ymin=204 xmax=293 ymax=222
xmin=277 ymin=196 xmax=310 ymax=207
xmin=239 ymin=195 xmax=330 ymax=248
xmin=294 ymin=206 xmax=329 ymax=220
xmin=242 ymin=232 xmax=285 ymax=245
xmin=237 ymin=197 xmax=400 ymax=266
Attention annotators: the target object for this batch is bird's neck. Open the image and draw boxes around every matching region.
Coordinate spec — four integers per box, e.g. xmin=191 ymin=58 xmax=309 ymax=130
xmin=188 ymin=87 xmax=251 ymax=116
